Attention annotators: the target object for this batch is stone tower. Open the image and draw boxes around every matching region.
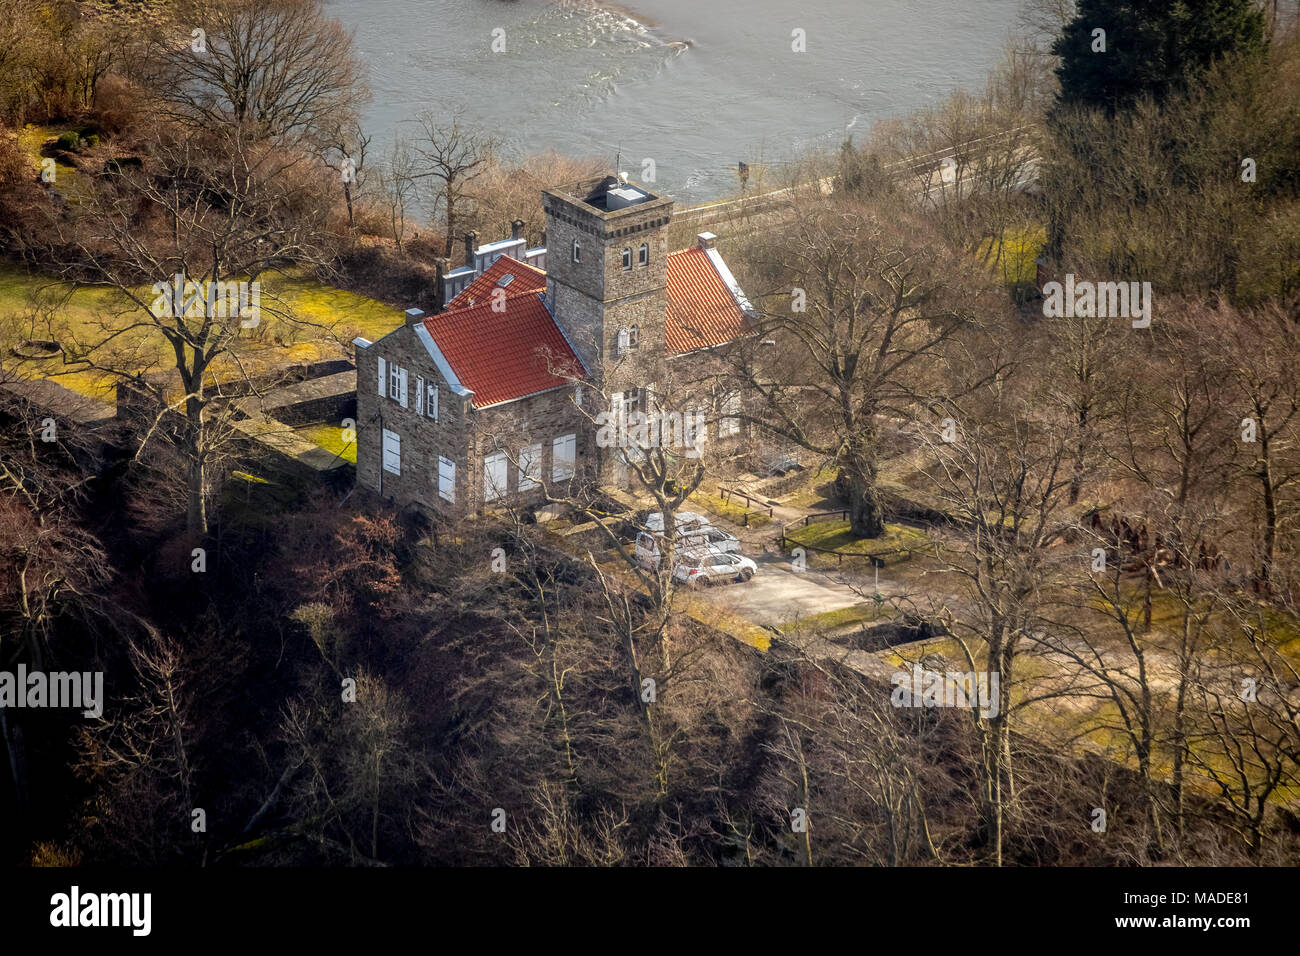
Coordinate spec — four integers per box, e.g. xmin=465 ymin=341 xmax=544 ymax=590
xmin=541 ymin=175 xmax=674 ymax=395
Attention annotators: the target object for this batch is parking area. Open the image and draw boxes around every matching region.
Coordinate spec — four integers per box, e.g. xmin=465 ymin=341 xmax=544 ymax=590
xmin=686 ymin=553 xmax=867 ymax=629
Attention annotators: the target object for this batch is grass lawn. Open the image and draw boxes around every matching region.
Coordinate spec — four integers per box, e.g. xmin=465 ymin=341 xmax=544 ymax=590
xmin=691 ymin=490 xmax=773 ymax=527
xmin=779 ymin=602 xmax=894 ymax=634
xmin=16 ymin=125 xmax=88 ymax=196
xmin=782 ymin=477 xmax=838 ymax=510
xmin=294 ymin=423 xmax=357 ymax=463
xmin=0 ymin=264 xmax=401 ymax=399
xmin=786 ymin=518 xmax=931 ymax=564
xmin=978 ymin=223 xmax=1045 ymax=287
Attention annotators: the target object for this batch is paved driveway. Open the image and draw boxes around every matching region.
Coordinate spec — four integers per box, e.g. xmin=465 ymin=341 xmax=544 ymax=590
xmin=690 ymin=553 xmax=867 ymax=629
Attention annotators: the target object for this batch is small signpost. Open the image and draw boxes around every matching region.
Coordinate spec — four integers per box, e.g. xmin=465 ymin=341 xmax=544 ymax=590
xmin=870 ymin=556 xmax=885 ymax=617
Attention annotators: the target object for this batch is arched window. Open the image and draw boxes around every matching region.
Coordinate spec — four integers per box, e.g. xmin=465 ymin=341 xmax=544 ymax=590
xmin=572 ymin=239 xmax=581 ymax=263
xmin=622 ymin=247 xmax=632 ymax=270
xmin=639 ymin=242 xmax=649 ymax=266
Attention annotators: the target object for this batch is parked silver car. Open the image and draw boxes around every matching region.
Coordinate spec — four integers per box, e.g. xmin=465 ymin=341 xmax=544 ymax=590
xmin=674 ymin=550 xmax=758 ymax=587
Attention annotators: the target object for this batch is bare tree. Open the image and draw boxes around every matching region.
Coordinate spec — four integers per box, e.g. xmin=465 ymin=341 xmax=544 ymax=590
xmin=142 ymin=0 xmax=366 ymax=147
xmin=410 ymin=108 xmax=498 ymax=258
xmin=1207 ymin=300 xmax=1300 ymax=593
xmin=376 ymin=135 xmax=419 ymax=254
xmin=321 ymin=118 xmax=371 ymax=232
xmin=74 ymin=627 xmax=204 ymax=865
xmin=730 ymin=198 xmax=999 ymax=537
xmin=51 ymin=129 xmax=340 ymax=533
xmin=918 ymin=386 xmax=1074 ymax=865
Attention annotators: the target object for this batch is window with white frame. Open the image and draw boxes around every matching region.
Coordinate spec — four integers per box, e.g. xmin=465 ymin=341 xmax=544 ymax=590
xmin=621 ymin=247 xmax=632 ymax=270
xmin=639 ymin=242 xmax=649 ymax=266
xmin=518 ymin=443 xmax=542 ymax=491
xmin=572 ymin=239 xmax=581 ymax=263
xmin=389 ymin=363 xmax=401 ymax=401
xmin=438 ymin=456 xmax=456 ymax=502
xmin=426 ymin=381 xmax=439 ymax=421
xmin=484 ymin=453 xmax=508 ymax=501
xmin=382 ymin=429 xmax=401 ymax=475
xmin=552 ymin=434 xmax=576 ymax=481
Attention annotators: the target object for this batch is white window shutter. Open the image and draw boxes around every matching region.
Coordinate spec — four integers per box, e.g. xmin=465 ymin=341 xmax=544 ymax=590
xmin=398 ymin=368 xmax=408 ymax=408
xmin=416 ymin=376 xmax=424 ymax=415
xmin=617 ymin=328 xmax=629 ymax=353
xmin=377 ymin=356 xmax=386 ymax=397
xmin=431 ymin=384 xmax=439 ymax=422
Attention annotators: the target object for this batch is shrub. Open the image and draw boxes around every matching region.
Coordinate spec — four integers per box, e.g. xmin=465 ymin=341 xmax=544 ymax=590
xmin=83 ymin=134 xmax=100 ymax=149
xmin=55 ymin=131 xmax=80 ymax=152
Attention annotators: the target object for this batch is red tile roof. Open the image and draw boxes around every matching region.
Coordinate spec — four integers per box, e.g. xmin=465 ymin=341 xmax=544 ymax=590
xmin=446 ymin=256 xmax=546 ymax=311
xmin=424 ymin=294 xmax=586 ymax=408
xmin=665 ymin=246 xmax=753 ymax=354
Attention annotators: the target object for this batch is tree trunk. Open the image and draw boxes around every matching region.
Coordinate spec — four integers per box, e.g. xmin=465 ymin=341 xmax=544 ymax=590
xmin=843 ymin=459 xmax=885 ymax=539
xmin=186 ymin=456 xmax=207 ymax=535
xmin=1258 ymin=433 xmax=1276 ymax=592
xmin=982 ymin=726 xmax=1004 ymax=866
xmin=185 ymin=396 xmax=208 ymax=535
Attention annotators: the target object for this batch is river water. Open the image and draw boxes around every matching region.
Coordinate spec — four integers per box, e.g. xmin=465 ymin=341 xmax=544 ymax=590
xmin=328 ymin=0 xmax=1024 ymax=204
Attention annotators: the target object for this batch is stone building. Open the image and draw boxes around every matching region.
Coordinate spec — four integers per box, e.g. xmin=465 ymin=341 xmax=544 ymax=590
xmin=354 ymin=174 xmax=756 ymax=516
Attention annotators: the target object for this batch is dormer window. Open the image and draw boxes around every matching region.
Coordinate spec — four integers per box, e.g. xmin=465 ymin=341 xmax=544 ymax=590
xmin=639 ymin=243 xmax=649 ymax=266
xmin=572 ymin=239 xmax=581 ymax=263
xmin=622 ymin=247 xmax=632 ymax=270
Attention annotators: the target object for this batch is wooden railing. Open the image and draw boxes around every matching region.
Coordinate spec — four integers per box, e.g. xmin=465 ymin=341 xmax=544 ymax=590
xmin=718 ymin=486 xmax=775 ymax=525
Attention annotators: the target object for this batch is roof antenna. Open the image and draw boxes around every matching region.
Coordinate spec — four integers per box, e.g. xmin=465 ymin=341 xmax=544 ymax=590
xmin=614 ymin=144 xmax=623 ymax=181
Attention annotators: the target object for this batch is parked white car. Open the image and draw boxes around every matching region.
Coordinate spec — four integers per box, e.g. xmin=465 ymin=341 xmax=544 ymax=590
xmin=674 ymin=550 xmax=758 ymax=587
xmin=643 ymin=511 xmax=713 ymax=535
xmin=635 ymin=530 xmax=735 ymax=569
xmin=687 ymin=526 xmax=742 ymax=553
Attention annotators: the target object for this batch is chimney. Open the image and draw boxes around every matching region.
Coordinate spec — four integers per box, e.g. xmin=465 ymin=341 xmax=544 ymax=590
xmin=511 ymin=219 xmax=525 ymax=241
xmin=697 ymin=232 xmax=718 ymax=250
xmin=405 ymin=307 xmax=425 ymax=328
xmin=433 ymin=258 xmax=450 ymax=313
xmin=463 ymin=231 xmax=478 ymax=269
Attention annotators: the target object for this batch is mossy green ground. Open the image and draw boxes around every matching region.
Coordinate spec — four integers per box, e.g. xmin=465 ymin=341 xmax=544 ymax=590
xmin=16 ymin=125 xmax=87 ymax=195
xmin=294 ymin=423 xmax=357 ymax=464
xmin=691 ymin=490 xmax=773 ymax=527
xmin=0 ymin=264 xmax=401 ymax=400
xmin=786 ymin=518 xmax=930 ymax=564
xmin=779 ymin=602 xmax=894 ymax=634
xmin=978 ymin=223 xmax=1045 ymax=287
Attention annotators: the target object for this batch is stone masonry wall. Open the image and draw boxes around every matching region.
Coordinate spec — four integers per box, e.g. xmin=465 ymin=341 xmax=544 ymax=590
xmin=357 ymin=322 xmax=593 ymax=518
